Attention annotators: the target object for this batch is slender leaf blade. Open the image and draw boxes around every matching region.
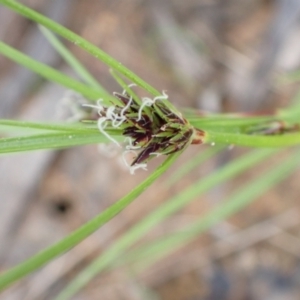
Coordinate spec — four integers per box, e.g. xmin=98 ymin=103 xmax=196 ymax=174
xmin=0 ymin=130 xmax=122 ymax=153
xmin=126 ymin=149 xmax=300 ymax=270
xmin=0 ymin=0 xmax=160 ymax=96
xmin=39 ymin=26 xmax=110 ymax=97
xmin=0 ymin=152 xmax=181 ymax=291
xmin=0 ymin=41 xmax=103 ymax=101
xmin=55 ymin=148 xmax=277 ymax=300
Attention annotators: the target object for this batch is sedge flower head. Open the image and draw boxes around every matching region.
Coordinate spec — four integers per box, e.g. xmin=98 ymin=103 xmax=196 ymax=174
xmin=84 ymin=89 xmax=205 ymax=174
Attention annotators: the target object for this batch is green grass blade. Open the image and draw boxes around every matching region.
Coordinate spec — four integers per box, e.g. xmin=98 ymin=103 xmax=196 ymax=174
xmin=187 ymin=108 xmax=299 ymax=129
xmin=0 ymin=119 xmax=98 ymax=132
xmin=55 ymin=148 xmax=276 ymax=300
xmin=39 ymin=26 xmax=109 ymax=97
xmin=0 ymin=130 xmax=122 ymax=153
xmin=166 ymin=145 xmax=224 ymax=186
xmin=126 ymin=149 xmax=300 ymax=270
xmin=0 ymin=0 xmax=160 ymax=96
xmin=205 ymin=130 xmax=300 ymax=147
xmin=110 ymin=70 xmax=143 ymax=106
xmin=188 ymin=116 xmax=276 ymax=129
xmin=0 ymin=152 xmax=181 ymax=291
xmin=0 ymin=41 xmax=103 ymax=100
xmin=0 ymin=120 xmax=100 ymax=138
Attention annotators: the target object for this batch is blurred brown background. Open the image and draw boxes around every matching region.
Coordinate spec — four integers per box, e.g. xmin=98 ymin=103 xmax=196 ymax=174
xmin=1 ymin=0 xmax=300 ymax=299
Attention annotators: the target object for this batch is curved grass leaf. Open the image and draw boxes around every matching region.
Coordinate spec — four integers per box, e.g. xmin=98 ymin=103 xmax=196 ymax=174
xmin=166 ymin=145 xmax=224 ymax=186
xmin=205 ymin=130 xmax=300 ymax=147
xmin=0 ymin=0 xmax=160 ymax=96
xmin=39 ymin=26 xmax=107 ymax=94
xmin=123 ymin=149 xmax=300 ymax=271
xmin=0 ymin=119 xmax=98 ymax=132
xmin=0 ymin=130 xmax=122 ymax=154
xmin=55 ymin=148 xmax=276 ymax=300
xmin=0 ymin=41 xmax=104 ymax=101
xmin=0 ymin=152 xmax=181 ymax=291
xmin=188 ymin=116 xmax=276 ymax=129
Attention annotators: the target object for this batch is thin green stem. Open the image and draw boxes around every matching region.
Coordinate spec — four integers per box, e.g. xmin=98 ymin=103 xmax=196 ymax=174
xmin=205 ymin=130 xmax=300 ymax=147
xmin=125 ymin=149 xmax=300 ymax=271
xmin=55 ymin=148 xmax=275 ymax=300
xmin=166 ymin=145 xmax=224 ymax=186
xmin=0 ymin=0 xmax=160 ymax=96
xmin=0 ymin=41 xmax=102 ymax=100
xmin=0 ymin=152 xmax=181 ymax=291
xmin=0 ymin=120 xmax=98 ymax=132
xmin=39 ymin=26 xmax=109 ymax=97
xmin=0 ymin=130 xmax=122 ymax=153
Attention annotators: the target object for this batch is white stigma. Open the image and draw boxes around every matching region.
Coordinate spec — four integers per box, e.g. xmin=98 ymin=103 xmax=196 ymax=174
xmin=97 ymin=117 xmax=120 ymax=146
xmin=137 ymin=91 xmax=169 ymax=121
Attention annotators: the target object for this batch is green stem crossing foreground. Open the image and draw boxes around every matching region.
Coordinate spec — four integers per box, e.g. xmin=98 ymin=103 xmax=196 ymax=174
xmin=0 ymin=152 xmax=181 ymax=291
xmin=1 ymin=0 xmax=300 ymax=297
xmin=0 ymin=41 xmax=102 ymax=101
xmin=0 ymin=0 xmax=160 ymax=96
xmin=1 ymin=117 xmax=300 ymax=155
xmin=55 ymin=148 xmax=279 ymax=299
xmin=126 ymin=150 xmax=300 ymax=272
xmin=204 ymin=130 xmax=300 ymax=147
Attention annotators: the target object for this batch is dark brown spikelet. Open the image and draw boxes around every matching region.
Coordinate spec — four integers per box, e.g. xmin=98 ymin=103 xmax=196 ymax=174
xmin=131 ymin=143 xmax=160 ymax=166
xmin=90 ymin=91 xmax=206 ymax=166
